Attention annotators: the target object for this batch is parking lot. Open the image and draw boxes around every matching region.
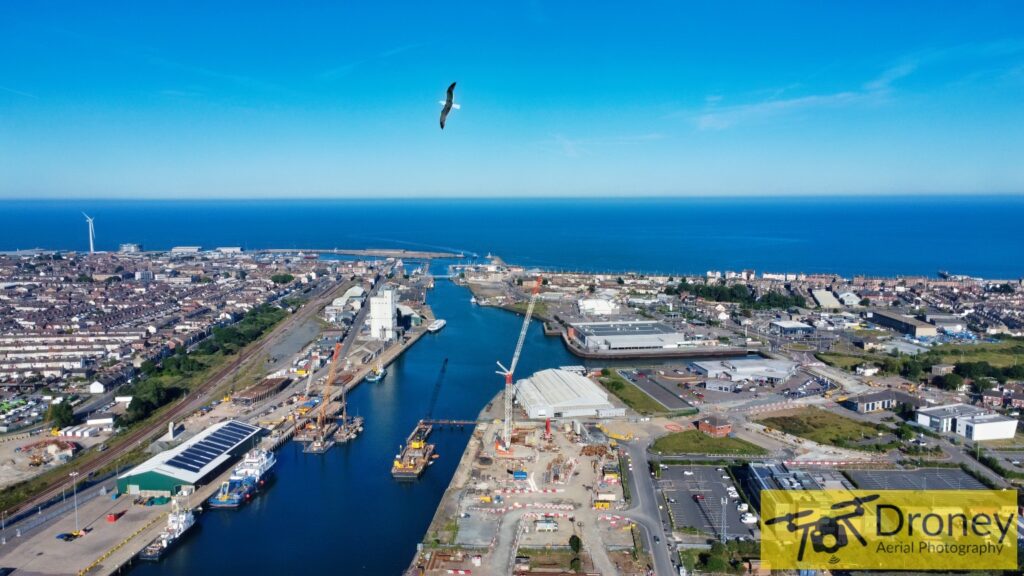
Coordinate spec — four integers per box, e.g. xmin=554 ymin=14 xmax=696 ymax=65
xmin=621 ymin=370 xmax=693 ymax=411
xmin=985 ymin=450 xmax=1024 ymax=473
xmin=659 ymin=465 xmax=758 ymax=540
xmin=846 ymin=468 xmax=987 ymax=490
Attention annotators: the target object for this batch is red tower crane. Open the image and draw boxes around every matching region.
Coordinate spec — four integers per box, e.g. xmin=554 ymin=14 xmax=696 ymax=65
xmin=495 ymin=275 xmax=542 ymax=451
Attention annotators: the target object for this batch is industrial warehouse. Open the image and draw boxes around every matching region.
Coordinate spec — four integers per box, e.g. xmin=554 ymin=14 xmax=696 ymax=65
xmin=567 ymin=320 xmax=704 ymax=351
xmin=691 ymin=357 xmax=797 ymax=384
xmin=117 ymin=420 xmax=263 ymax=496
xmin=514 ymin=368 xmax=625 ymax=419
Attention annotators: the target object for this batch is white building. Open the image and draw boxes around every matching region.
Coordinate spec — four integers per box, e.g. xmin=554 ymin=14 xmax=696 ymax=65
xmin=368 ymin=289 xmax=397 ymax=341
xmin=915 ymin=403 xmax=1017 ymax=441
xmin=578 ymin=298 xmax=617 ymax=316
xmin=514 ymin=369 xmax=625 ymax=419
xmin=691 ymin=358 xmax=797 ymax=385
xmin=88 ymin=381 xmax=106 ymax=394
xmin=837 ymin=292 xmax=861 ymax=306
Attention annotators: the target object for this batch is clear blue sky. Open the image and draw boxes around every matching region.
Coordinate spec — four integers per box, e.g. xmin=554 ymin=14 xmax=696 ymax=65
xmin=1 ymin=1 xmax=1023 ymax=198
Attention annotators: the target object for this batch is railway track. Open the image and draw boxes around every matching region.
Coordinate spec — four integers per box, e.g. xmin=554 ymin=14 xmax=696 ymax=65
xmin=8 ymin=280 xmax=347 ymax=517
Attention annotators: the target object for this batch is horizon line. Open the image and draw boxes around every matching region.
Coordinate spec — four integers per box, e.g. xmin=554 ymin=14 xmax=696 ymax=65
xmin=4 ymin=191 xmax=1024 ymax=202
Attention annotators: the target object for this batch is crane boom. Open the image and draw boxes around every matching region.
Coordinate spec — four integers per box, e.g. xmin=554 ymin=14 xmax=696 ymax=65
xmin=509 ymin=279 xmax=541 ymax=376
xmin=317 ymin=343 xmax=343 ymax=433
xmin=496 ymin=276 xmax=542 ymax=449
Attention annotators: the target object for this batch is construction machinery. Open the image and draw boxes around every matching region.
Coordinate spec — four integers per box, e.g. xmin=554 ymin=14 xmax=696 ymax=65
xmin=495 ymin=276 xmax=542 ymax=453
xmin=390 ymin=358 xmax=449 ymax=480
xmin=304 ymin=343 xmax=342 ymax=453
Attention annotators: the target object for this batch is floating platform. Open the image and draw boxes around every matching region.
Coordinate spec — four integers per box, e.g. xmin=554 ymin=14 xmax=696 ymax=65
xmin=303 ymin=437 xmax=336 ymax=454
xmin=392 ymin=421 xmax=435 ymax=480
xmin=334 ymin=416 xmax=365 ymax=444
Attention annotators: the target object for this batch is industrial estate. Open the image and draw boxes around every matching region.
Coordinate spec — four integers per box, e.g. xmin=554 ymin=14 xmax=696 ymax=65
xmin=2 ymin=242 xmax=1024 ymax=576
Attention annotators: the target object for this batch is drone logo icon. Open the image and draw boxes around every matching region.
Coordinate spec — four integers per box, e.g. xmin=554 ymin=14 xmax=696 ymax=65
xmin=764 ymin=494 xmax=880 ymax=562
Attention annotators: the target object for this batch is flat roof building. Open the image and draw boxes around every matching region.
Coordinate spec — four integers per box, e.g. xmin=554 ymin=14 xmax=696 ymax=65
xmin=117 ymin=420 xmax=261 ymax=496
xmin=737 ymin=462 xmax=828 ymax=514
xmin=870 ymin=310 xmax=938 ymax=339
xmin=691 ymin=358 xmax=797 ymax=384
xmin=769 ymin=320 xmax=814 ymax=336
xmin=916 ymin=403 xmax=1017 ymax=440
xmin=567 ymin=320 xmax=705 ymax=352
xmin=514 ymin=369 xmax=625 ymax=419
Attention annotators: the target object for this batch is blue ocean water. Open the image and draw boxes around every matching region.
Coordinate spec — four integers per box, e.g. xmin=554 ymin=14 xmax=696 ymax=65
xmin=129 ymin=271 xmax=579 ymax=576
xmin=2 ymin=196 xmax=1022 ymax=278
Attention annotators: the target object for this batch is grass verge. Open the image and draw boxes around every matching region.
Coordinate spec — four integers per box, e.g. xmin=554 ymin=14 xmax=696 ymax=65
xmin=598 ymin=370 xmax=666 ymax=415
xmin=651 ymin=430 xmax=767 ymax=456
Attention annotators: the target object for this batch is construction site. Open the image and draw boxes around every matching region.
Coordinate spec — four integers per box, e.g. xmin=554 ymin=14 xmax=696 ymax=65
xmin=409 ymin=279 xmax=651 ymax=576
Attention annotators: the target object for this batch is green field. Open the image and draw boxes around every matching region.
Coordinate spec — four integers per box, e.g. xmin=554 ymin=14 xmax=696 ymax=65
xmin=598 ymin=371 xmax=666 ymax=414
xmin=651 ymin=430 xmax=767 ymax=456
xmin=976 ymin=434 xmax=1024 ymax=450
xmin=933 ymin=339 xmax=1024 ymax=368
xmin=758 ymin=408 xmax=884 ymax=449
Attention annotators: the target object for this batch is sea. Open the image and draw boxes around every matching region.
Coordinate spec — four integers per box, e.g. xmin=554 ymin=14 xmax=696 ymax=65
xmin=2 ymin=195 xmax=1023 ymax=278
xmin=2 ymin=196 xmax=1022 ymax=574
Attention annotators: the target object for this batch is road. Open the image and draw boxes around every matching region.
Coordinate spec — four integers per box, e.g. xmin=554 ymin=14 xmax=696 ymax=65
xmin=5 ymin=278 xmax=348 ymax=518
xmin=621 ymin=440 xmax=676 ymax=576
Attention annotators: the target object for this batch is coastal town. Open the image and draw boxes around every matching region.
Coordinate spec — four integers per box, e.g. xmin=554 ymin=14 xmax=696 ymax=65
xmin=0 ymin=246 xmax=1023 ymax=575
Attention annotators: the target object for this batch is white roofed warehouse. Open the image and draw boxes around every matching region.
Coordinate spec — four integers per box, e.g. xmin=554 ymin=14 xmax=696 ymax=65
xmin=514 ymin=369 xmax=625 ymax=419
xmin=117 ymin=420 xmax=262 ymax=496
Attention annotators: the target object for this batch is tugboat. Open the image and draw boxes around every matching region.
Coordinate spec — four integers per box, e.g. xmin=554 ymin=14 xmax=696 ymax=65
xmin=138 ymin=499 xmax=197 ymax=561
xmin=207 ymin=477 xmax=255 ymax=509
xmin=365 ymin=360 xmax=386 ymax=383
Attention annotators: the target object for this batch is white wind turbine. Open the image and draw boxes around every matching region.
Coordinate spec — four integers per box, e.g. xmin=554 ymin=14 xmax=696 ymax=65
xmin=83 ymin=213 xmax=95 ymax=254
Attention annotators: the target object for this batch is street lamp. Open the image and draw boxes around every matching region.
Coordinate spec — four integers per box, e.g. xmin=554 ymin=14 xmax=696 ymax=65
xmin=69 ymin=471 xmax=80 ymax=534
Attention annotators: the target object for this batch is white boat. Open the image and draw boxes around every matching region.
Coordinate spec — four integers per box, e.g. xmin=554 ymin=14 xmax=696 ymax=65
xmin=427 ymin=319 xmax=447 ymax=333
xmin=230 ymin=448 xmax=277 ymax=488
xmin=138 ymin=499 xmax=196 ymax=561
xmin=470 ymin=296 xmax=478 ymax=305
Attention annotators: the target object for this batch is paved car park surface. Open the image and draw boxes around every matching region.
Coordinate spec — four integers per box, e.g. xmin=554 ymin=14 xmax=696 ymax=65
xmin=659 ymin=465 xmax=757 ymax=540
xmin=986 ymin=451 xmax=1024 ymax=473
xmin=621 ymin=370 xmax=693 ymax=411
xmin=846 ymin=468 xmax=987 ymax=490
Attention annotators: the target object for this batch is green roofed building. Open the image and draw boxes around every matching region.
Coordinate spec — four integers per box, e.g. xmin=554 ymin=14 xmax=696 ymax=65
xmin=117 ymin=420 xmax=262 ymax=496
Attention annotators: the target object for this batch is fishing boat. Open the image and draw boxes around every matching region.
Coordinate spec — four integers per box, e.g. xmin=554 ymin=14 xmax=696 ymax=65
xmin=427 ymin=319 xmax=447 ymax=333
xmin=138 ymin=499 xmax=197 ymax=561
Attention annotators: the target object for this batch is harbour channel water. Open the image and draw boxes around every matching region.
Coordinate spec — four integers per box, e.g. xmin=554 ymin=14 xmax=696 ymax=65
xmin=129 ymin=268 xmax=578 ymax=575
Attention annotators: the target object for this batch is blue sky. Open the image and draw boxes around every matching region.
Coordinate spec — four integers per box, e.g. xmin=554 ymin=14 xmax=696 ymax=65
xmin=1 ymin=1 xmax=1023 ymax=198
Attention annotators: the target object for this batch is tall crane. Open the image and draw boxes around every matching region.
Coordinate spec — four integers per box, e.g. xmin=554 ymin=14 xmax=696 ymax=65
xmin=303 ymin=351 xmax=318 ymax=398
xmin=495 ymin=276 xmax=542 ymax=450
xmin=316 ymin=343 xmax=343 ymax=439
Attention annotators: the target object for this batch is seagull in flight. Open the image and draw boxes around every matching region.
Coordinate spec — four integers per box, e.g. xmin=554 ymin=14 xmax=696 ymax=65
xmin=439 ymin=82 xmax=460 ymax=129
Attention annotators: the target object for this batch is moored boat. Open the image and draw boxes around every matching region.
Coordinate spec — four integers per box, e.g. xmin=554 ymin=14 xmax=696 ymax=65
xmin=138 ymin=499 xmax=197 ymax=561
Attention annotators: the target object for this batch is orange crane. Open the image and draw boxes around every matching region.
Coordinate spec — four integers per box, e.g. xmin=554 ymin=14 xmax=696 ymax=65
xmin=495 ymin=275 xmax=542 ymax=451
xmin=315 ymin=342 xmax=343 ymax=442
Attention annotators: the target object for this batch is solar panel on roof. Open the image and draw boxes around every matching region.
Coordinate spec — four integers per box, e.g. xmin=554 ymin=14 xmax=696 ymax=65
xmin=166 ymin=457 xmax=202 ymax=473
xmin=160 ymin=421 xmax=260 ymax=475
